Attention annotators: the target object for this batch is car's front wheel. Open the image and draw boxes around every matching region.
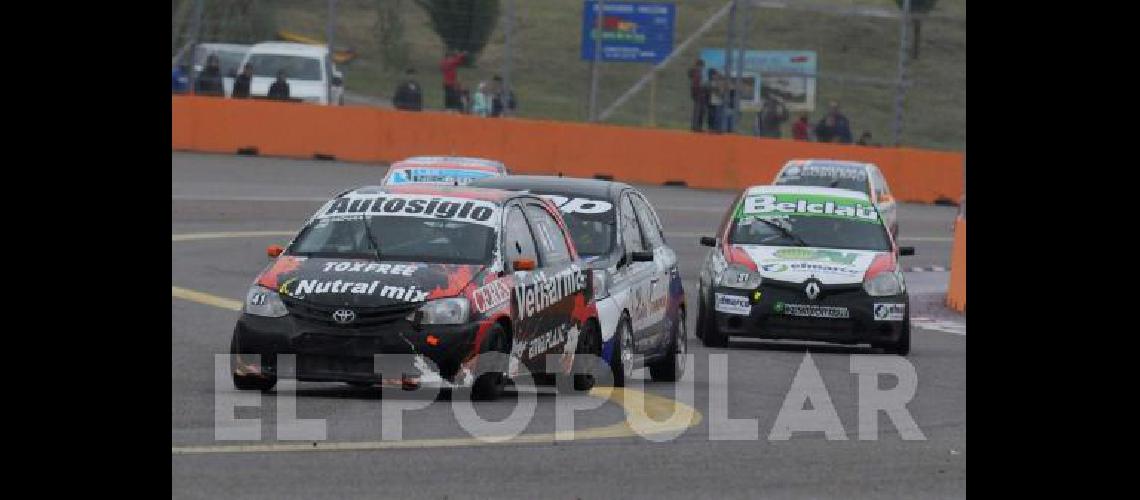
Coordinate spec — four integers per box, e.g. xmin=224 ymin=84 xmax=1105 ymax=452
xmin=698 ymin=297 xmax=728 ymax=348
xmin=230 ymin=330 xmax=276 ymax=392
xmin=470 ymin=323 xmax=509 ymax=400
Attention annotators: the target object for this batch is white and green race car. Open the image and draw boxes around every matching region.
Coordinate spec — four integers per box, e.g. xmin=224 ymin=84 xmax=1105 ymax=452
xmin=696 ymin=185 xmax=914 ymax=354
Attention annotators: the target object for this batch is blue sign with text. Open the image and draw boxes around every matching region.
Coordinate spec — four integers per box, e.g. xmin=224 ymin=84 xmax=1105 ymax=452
xmin=581 ymin=1 xmax=675 ymax=63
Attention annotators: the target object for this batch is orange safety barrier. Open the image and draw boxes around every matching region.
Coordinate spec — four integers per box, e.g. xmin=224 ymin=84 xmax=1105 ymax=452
xmin=945 ymin=215 xmax=966 ymax=312
xmin=172 ymin=95 xmax=964 ymax=203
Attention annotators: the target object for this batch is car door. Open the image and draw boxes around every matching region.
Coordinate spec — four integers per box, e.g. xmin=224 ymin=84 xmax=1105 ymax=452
xmin=628 ymin=191 xmax=674 ymax=353
xmin=614 ymin=192 xmax=658 ymax=355
xmin=501 ymin=203 xmax=544 ymax=370
xmin=518 ymin=200 xmax=590 ymax=368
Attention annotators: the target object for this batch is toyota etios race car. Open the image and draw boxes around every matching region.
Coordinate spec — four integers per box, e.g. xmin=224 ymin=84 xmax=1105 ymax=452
xmin=230 ymin=184 xmax=602 ymax=400
xmin=696 ymin=185 xmax=915 ymax=354
xmin=472 ymin=176 xmax=686 ymax=386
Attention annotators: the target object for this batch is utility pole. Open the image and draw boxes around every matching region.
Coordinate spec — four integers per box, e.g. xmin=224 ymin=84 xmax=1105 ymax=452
xmin=891 ymin=0 xmax=911 ymax=146
xmin=502 ymin=0 xmax=514 ymax=117
xmin=188 ymin=0 xmax=204 ymax=94
xmin=327 ymin=0 xmax=337 ymax=104
xmin=720 ymin=0 xmax=738 ymax=132
xmin=589 ymin=0 xmax=606 ymax=121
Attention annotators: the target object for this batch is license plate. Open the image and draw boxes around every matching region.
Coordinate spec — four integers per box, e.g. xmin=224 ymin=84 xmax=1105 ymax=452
xmin=779 ymin=303 xmax=850 ymax=319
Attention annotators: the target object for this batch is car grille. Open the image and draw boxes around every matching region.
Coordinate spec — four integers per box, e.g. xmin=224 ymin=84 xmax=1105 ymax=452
xmin=281 ymin=297 xmax=419 ymax=328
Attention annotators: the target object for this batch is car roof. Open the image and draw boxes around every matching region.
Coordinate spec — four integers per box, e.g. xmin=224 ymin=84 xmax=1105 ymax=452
xmin=196 ymin=43 xmax=250 ymax=52
xmin=245 ymin=42 xmax=328 ymax=57
xmin=744 ymin=184 xmax=873 ymax=202
xmin=470 ymin=175 xmax=632 ymax=200
xmin=340 ymin=184 xmax=525 ymax=204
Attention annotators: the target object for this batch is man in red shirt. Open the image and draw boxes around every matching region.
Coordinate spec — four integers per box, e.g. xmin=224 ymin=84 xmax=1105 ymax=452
xmin=792 ymin=114 xmax=811 ymax=141
xmin=440 ymin=49 xmax=467 ymax=111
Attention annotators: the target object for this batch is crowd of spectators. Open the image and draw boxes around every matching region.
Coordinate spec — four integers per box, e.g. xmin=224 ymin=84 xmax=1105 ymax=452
xmin=171 ymin=52 xmax=294 ymax=101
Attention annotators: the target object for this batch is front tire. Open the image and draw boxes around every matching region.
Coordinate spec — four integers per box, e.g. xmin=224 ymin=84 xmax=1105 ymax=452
xmin=649 ymin=308 xmax=687 ymax=382
xmin=230 ymin=330 xmax=276 ymax=392
xmin=699 ymin=297 xmax=728 ymax=348
xmin=470 ymin=323 xmax=509 ymax=401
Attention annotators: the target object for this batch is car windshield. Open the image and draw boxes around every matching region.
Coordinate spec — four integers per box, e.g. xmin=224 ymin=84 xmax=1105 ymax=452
xmin=540 ymin=195 xmax=616 ymax=257
xmin=246 ymin=54 xmax=323 ymax=80
xmin=729 ymin=193 xmax=890 ymax=251
xmin=774 ymin=164 xmax=870 ymax=195
xmin=386 ymin=168 xmax=499 ymax=186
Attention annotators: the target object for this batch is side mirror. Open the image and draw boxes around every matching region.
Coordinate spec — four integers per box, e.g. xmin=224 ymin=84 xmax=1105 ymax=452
xmin=899 ymin=246 xmax=915 ymax=256
xmin=631 ymin=251 xmax=654 ymax=262
xmin=700 ymin=236 xmax=717 ymax=247
xmin=512 ymin=258 xmax=536 ymax=271
xmin=267 ymin=244 xmax=285 ymax=258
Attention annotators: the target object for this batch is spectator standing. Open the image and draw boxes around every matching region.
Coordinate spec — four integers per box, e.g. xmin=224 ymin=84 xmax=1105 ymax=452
xmin=392 ymin=68 xmax=423 ymax=111
xmin=472 ymin=81 xmax=492 ymax=117
xmin=705 ymin=69 xmax=724 ymax=133
xmin=791 ymin=114 xmax=810 ymax=141
xmin=826 ymin=101 xmax=853 ymax=143
xmin=857 ymin=131 xmax=878 ymax=146
xmin=440 ymin=49 xmax=467 ymax=111
xmin=490 ymin=75 xmax=516 ymax=117
xmin=687 ymin=59 xmax=706 ymax=131
xmin=814 ymin=114 xmax=836 ymax=143
xmin=194 ymin=54 xmax=225 ymax=97
xmin=754 ymin=97 xmax=789 ymax=138
xmin=268 ymin=70 xmax=290 ymax=101
xmin=231 ymin=63 xmax=253 ymax=99
xmin=172 ymin=64 xmax=189 ymax=94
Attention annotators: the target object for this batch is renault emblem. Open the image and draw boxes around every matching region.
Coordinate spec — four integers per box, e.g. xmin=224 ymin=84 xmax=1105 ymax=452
xmin=332 ymin=309 xmax=356 ymax=324
xmin=804 ymin=282 xmax=820 ymax=300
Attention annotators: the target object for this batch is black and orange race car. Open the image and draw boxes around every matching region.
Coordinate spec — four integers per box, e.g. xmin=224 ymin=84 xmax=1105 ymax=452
xmin=230 ymin=184 xmax=601 ymax=400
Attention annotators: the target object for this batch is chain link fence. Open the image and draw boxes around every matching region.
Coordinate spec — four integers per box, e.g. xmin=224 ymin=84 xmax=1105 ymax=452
xmin=171 ymin=0 xmax=964 ymax=151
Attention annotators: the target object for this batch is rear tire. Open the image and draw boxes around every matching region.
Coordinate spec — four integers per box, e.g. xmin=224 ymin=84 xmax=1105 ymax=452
xmin=649 ymin=308 xmax=687 ymax=382
xmin=470 ymin=323 xmax=509 ymax=401
xmin=699 ymin=296 xmax=728 ymax=348
xmin=230 ymin=331 xmax=276 ymax=392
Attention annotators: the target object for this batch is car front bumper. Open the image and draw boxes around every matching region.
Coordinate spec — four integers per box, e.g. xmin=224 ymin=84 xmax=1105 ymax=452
xmin=711 ymin=282 xmax=908 ymax=346
xmin=232 ymin=312 xmax=486 ymax=385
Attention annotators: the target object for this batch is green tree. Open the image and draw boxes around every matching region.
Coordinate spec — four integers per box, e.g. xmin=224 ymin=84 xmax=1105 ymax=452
xmin=413 ymin=0 xmax=501 ymax=65
xmin=894 ymin=0 xmax=938 ymax=59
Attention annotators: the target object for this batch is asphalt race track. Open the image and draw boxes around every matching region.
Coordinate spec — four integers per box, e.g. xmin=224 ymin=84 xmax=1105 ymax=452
xmin=172 ymin=152 xmax=966 ymax=499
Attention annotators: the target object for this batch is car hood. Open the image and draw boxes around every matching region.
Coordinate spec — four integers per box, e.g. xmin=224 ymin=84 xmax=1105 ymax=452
xmin=734 ymin=245 xmax=885 ymax=285
xmin=255 ymin=255 xmax=484 ymax=307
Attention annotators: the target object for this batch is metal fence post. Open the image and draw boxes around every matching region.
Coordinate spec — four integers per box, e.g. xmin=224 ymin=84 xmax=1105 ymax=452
xmin=327 ymin=0 xmax=336 ymax=104
xmin=589 ymin=0 xmax=605 ymax=121
xmin=502 ymin=0 xmax=513 ymax=117
xmin=891 ymin=0 xmax=911 ymax=146
xmin=188 ymin=0 xmax=204 ymax=94
xmin=720 ymin=0 xmax=737 ymax=132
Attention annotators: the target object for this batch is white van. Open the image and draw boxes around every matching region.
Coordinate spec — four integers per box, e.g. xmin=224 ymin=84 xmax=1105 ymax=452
xmin=192 ymin=43 xmax=250 ymax=97
xmin=239 ymin=42 xmax=344 ymax=105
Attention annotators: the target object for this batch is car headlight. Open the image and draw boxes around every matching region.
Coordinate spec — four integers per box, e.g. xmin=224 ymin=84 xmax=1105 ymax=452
xmin=244 ymin=285 xmax=288 ymax=317
xmin=864 ymin=271 xmax=905 ymax=296
xmin=409 ymin=298 xmax=470 ymax=325
xmin=718 ymin=264 xmax=763 ymax=290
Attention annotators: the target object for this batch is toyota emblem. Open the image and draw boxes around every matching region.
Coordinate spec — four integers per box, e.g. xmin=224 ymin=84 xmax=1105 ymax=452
xmin=332 ymin=309 xmax=356 ymax=324
xmin=804 ymin=282 xmax=821 ymax=300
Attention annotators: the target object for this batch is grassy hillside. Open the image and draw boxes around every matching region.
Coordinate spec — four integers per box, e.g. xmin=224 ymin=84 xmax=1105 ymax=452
xmin=227 ymin=0 xmax=965 ymax=151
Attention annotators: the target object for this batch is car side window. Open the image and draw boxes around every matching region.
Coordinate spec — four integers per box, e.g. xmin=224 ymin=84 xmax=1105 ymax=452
xmin=619 ymin=193 xmax=646 ymax=254
xmin=524 ymin=203 xmax=572 ymax=266
xmin=503 ymin=205 xmax=539 ymax=269
xmin=630 ymin=192 xmax=665 ymax=248
xmin=717 ymin=192 xmax=744 ymax=242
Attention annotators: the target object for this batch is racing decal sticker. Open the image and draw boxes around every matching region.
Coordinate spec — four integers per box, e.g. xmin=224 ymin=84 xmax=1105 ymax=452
xmin=471 ymin=278 xmax=511 ymax=314
xmin=539 ymin=195 xmax=614 ymax=214
xmin=739 ymin=194 xmax=879 ymax=223
xmin=873 ymin=303 xmax=906 ymax=321
xmin=715 ymin=293 xmax=752 ymax=315
xmin=512 ymin=323 xmax=578 ymax=361
xmin=514 ymin=265 xmax=588 ymax=321
xmin=780 ymin=163 xmax=867 ymax=182
xmin=740 ymin=246 xmax=878 ymax=285
xmin=389 ymin=168 xmax=498 ymax=185
xmin=281 ymin=278 xmax=429 ymax=302
xmin=320 ymin=261 xmax=420 ymax=276
xmin=320 ymin=194 xmax=500 ymax=226
xmin=773 ymin=302 xmax=850 ymax=319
